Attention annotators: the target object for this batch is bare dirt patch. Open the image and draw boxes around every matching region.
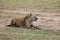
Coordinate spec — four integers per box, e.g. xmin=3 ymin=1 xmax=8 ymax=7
xmin=0 ymin=8 xmax=60 ymax=31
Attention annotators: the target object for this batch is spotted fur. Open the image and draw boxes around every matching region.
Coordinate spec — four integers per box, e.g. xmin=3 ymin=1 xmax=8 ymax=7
xmin=7 ymin=13 xmax=38 ymax=29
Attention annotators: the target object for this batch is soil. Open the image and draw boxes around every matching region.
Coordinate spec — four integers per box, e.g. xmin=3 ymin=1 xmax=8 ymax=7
xmin=0 ymin=8 xmax=60 ymax=31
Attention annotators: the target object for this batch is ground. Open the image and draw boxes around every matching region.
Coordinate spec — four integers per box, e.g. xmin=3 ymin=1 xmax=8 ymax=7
xmin=0 ymin=9 xmax=60 ymax=30
xmin=0 ymin=0 xmax=60 ymax=40
xmin=0 ymin=8 xmax=60 ymax=40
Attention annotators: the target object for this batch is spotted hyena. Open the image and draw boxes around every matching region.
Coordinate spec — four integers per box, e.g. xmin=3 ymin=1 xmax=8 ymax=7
xmin=7 ymin=13 xmax=38 ymax=29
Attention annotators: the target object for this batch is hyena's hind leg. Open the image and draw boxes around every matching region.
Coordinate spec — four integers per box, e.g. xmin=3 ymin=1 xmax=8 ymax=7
xmin=7 ymin=19 xmax=16 ymax=27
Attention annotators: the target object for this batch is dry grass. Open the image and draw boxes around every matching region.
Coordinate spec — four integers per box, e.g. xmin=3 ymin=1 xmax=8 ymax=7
xmin=0 ymin=0 xmax=60 ymax=9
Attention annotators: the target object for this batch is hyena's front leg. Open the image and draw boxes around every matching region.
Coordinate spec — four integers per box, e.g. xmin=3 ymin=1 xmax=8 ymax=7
xmin=30 ymin=23 xmax=41 ymax=30
xmin=25 ymin=20 xmax=31 ymax=29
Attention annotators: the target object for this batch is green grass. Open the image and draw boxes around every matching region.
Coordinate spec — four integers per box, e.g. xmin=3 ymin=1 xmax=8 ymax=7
xmin=0 ymin=0 xmax=60 ymax=9
xmin=0 ymin=27 xmax=60 ymax=40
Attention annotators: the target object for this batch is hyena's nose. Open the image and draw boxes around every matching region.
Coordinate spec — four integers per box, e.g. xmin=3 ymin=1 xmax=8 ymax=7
xmin=36 ymin=18 xmax=38 ymax=20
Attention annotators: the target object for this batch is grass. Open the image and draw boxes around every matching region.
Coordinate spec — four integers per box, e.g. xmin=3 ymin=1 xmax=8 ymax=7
xmin=0 ymin=27 xmax=60 ymax=40
xmin=0 ymin=12 xmax=27 ymax=18
xmin=0 ymin=0 xmax=60 ymax=9
xmin=0 ymin=12 xmax=60 ymax=40
xmin=0 ymin=0 xmax=60 ymax=39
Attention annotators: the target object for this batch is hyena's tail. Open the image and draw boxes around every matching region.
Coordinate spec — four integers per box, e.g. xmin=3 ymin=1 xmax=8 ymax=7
xmin=6 ymin=24 xmax=12 ymax=27
xmin=6 ymin=24 xmax=11 ymax=26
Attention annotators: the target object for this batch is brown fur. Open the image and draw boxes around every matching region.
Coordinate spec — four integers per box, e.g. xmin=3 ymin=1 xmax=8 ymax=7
xmin=7 ymin=13 xmax=38 ymax=29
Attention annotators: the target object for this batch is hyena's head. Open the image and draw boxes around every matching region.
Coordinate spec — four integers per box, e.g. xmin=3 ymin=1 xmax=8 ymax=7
xmin=29 ymin=13 xmax=38 ymax=22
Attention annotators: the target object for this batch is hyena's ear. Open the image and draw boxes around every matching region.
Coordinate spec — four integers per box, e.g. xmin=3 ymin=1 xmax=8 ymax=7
xmin=27 ymin=13 xmax=32 ymax=17
xmin=29 ymin=13 xmax=32 ymax=16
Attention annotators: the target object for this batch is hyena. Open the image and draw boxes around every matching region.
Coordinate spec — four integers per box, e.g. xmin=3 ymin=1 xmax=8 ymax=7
xmin=7 ymin=13 xmax=38 ymax=29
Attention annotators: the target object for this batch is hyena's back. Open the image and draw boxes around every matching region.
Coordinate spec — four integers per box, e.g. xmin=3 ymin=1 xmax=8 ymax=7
xmin=7 ymin=16 xmax=26 ymax=27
